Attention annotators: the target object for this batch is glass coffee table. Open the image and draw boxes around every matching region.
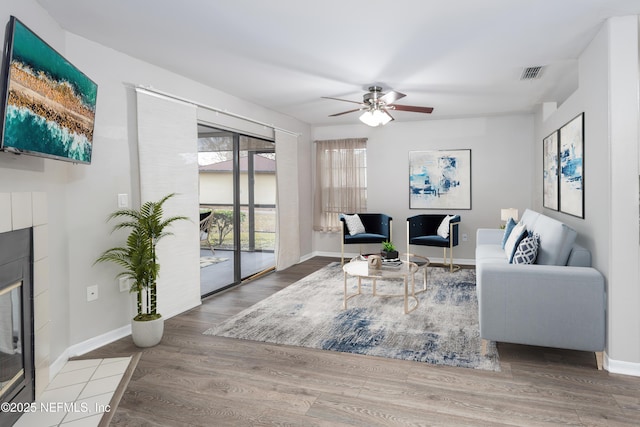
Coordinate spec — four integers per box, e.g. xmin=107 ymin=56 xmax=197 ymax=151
xmin=342 ymin=254 xmax=429 ymax=314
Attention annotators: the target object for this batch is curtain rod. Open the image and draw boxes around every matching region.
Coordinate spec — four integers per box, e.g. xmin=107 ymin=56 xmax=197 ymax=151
xmin=134 ymin=85 xmax=300 ymax=137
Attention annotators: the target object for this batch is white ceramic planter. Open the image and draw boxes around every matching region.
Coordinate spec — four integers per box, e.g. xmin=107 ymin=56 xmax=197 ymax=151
xmin=131 ymin=317 xmax=164 ymax=348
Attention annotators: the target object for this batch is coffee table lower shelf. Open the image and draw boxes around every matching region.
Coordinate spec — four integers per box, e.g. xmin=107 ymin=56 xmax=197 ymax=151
xmin=342 ymin=255 xmax=429 ymax=314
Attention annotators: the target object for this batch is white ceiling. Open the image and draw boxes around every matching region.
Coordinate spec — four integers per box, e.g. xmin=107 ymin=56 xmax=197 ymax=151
xmin=36 ymin=0 xmax=640 ymax=126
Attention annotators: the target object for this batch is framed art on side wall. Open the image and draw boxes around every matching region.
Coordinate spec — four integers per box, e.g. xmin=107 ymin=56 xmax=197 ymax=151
xmin=409 ymin=149 xmax=471 ymax=209
xmin=543 ymin=130 xmax=559 ymax=210
xmin=559 ymin=113 xmax=584 ymax=218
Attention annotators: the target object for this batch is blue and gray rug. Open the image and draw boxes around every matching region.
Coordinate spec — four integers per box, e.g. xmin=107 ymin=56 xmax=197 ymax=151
xmin=204 ymin=262 xmax=500 ymax=371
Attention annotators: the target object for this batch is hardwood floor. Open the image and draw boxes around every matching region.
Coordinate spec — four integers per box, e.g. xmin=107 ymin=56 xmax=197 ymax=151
xmin=81 ymin=257 xmax=640 ymax=426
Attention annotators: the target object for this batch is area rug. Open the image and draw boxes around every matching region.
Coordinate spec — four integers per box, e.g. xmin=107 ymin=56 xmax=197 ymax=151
xmin=199 ymin=256 xmax=228 ymax=268
xmin=204 ymin=262 xmax=500 ymax=371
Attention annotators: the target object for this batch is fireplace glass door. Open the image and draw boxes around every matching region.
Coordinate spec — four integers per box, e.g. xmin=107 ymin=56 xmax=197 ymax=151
xmin=0 ymin=281 xmax=23 ymax=402
xmin=0 ymin=227 xmax=34 ymax=427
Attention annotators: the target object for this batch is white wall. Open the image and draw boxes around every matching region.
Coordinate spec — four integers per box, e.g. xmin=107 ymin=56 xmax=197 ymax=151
xmin=0 ymin=0 xmax=312 ymax=368
xmin=312 ymin=114 xmax=535 ymax=262
xmin=534 ymin=16 xmax=640 ymax=373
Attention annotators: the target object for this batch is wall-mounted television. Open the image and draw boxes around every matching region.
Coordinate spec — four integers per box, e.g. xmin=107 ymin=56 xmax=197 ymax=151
xmin=0 ymin=16 xmax=98 ymax=164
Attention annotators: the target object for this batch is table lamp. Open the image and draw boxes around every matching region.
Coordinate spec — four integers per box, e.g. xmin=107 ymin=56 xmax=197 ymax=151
xmin=500 ymin=208 xmax=519 ymax=225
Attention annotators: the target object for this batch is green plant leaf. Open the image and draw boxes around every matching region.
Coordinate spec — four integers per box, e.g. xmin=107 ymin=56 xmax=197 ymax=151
xmin=94 ymin=193 xmax=187 ymax=318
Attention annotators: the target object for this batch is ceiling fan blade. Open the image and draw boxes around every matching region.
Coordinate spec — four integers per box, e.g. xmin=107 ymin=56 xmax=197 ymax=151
xmin=329 ymin=108 xmax=364 ymax=117
xmin=390 ymin=104 xmax=434 ymax=114
xmin=321 ymin=96 xmax=363 ymax=105
xmin=379 ymin=90 xmax=406 ymax=105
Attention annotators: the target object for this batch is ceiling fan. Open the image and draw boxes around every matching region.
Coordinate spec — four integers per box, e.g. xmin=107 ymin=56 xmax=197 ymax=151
xmin=322 ymin=86 xmax=433 ymax=127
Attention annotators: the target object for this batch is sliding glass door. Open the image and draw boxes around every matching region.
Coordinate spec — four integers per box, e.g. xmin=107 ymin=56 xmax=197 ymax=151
xmin=198 ymin=125 xmax=275 ymax=296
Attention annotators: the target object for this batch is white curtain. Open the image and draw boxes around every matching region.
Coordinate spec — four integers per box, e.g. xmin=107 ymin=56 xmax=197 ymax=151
xmin=136 ymin=89 xmax=201 ymax=318
xmin=275 ymin=130 xmax=300 ymax=270
xmin=313 ymin=138 xmax=368 ymax=232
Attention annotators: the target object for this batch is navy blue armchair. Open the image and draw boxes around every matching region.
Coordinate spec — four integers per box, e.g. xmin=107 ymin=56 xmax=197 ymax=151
xmin=407 ymin=214 xmax=461 ymax=272
xmin=339 ymin=213 xmax=392 ymax=265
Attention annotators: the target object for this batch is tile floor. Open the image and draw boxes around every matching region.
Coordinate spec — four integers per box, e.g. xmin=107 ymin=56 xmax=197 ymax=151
xmin=14 ymin=357 xmax=131 ymax=427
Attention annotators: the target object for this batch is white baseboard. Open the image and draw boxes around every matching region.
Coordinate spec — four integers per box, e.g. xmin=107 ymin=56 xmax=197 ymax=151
xmin=298 ymin=252 xmax=317 ymax=263
xmin=49 ymin=324 xmax=131 ymax=382
xmin=67 ymin=325 xmax=132 ymax=359
xmin=311 ymin=250 xmax=344 ymax=259
xmin=605 ymin=352 xmax=640 ymax=377
xmin=162 ymin=300 xmax=202 ymax=320
xmin=49 ymin=352 xmax=70 ymax=383
xmin=48 ymin=300 xmax=201 ymax=382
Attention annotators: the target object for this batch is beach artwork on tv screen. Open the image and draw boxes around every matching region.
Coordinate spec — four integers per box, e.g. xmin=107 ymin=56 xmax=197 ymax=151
xmin=0 ymin=16 xmax=98 ymax=164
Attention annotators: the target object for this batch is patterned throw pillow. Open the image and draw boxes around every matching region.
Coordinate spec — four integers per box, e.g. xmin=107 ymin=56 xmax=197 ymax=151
xmin=512 ymin=234 xmax=539 ymax=264
xmin=343 ymin=214 xmax=366 ymax=235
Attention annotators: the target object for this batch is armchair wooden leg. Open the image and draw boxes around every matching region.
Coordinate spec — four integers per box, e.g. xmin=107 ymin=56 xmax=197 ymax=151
xmin=595 ymin=351 xmax=604 ymax=370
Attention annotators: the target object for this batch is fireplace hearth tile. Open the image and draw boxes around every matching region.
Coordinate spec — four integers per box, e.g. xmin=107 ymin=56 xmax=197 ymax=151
xmin=10 ymin=192 xmax=33 ymax=230
xmin=14 ymin=357 xmax=132 ymax=427
xmin=47 ymin=366 xmax=97 ymax=390
xmin=59 ymin=359 xmax=101 ymax=374
xmin=0 ymin=193 xmax=10 ymax=232
xmin=32 ymin=192 xmax=47 ymax=227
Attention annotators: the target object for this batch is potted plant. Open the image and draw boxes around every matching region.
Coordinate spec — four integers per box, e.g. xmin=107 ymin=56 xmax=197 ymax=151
xmin=95 ymin=193 xmax=187 ymax=348
xmin=381 ymin=240 xmax=399 ymax=260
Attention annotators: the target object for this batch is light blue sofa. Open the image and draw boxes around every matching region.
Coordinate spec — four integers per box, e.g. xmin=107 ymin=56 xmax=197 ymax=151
xmin=476 ymin=209 xmax=605 ymax=367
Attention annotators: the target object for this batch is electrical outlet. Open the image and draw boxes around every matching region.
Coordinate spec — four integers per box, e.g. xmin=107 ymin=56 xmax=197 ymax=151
xmin=117 ymin=193 xmax=129 ymax=208
xmin=462 ymin=233 xmax=468 ymax=242
xmin=87 ymin=285 xmax=98 ymax=302
xmin=119 ymin=277 xmax=130 ymax=292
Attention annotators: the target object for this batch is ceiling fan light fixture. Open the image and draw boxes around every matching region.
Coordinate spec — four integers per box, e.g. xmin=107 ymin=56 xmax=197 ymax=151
xmin=359 ymin=110 xmax=379 ymax=126
xmin=359 ymin=108 xmax=392 ymax=127
xmin=327 ymin=86 xmax=431 ymax=124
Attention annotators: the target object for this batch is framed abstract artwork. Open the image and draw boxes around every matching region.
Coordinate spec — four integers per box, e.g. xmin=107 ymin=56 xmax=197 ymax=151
xmin=559 ymin=113 xmax=584 ymax=218
xmin=543 ymin=130 xmax=559 ymax=210
xmin=409 ymin=149 xmax=471 ymax=209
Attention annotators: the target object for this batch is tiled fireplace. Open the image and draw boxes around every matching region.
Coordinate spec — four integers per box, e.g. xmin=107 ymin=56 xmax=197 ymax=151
xmin=0 ymin=192 xmax=50 ymax=407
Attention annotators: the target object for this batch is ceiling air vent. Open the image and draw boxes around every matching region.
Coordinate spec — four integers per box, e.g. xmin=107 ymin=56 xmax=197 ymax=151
xmin=521 ymin=66 xmax=544 ymax=80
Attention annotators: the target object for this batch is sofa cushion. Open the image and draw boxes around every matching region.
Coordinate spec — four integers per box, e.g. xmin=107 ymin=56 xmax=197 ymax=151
xmin=411 ymin=235 xmax=449 ymax=248
xmin=566 ymin=244 xmax=592 ymax=267
xmin=530 ymin=214 xmax=577 ymax=265
xmin=345 ymin=232 xmax=387 ymax=244
xmin=520 ymin=209 xmax=540 ymax=230
xmin=476 ymin=244 xmax=508 ymax=263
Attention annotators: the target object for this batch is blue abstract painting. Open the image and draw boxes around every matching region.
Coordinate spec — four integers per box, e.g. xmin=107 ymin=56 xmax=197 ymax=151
xmin=543 ymin=131 xmax=559 ymax=210
xmin=409 ymin=150 xmax=471 ymax=209
xmin=559 ymin=114 xmax=584 ymax=218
